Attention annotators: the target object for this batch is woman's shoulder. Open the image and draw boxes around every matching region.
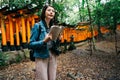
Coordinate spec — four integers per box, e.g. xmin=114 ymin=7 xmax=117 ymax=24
xmin=39 ymin=20 xmax=45 ymax=26
xmin=38 ymin=20 xmax=46 ymax=28
xmin=33 ymin=21 xmax=42 ymax=28
xmin=32 ymin=20 xmax=46 ymax=31
xmin=34 ymin=22 xmax=40 ymax=28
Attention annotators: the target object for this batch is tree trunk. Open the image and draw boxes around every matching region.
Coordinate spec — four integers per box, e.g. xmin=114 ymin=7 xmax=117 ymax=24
xmin=86 ymin=0 xmax=96 ymax=55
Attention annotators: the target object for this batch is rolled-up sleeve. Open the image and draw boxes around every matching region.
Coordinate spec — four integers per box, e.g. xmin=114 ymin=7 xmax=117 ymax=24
xmin=29 ymin=23 xmax=45 ymax=49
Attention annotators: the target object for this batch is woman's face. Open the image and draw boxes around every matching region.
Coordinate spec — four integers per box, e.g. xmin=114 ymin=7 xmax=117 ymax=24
xmin=45 ymin=6 xmax=55 ymax=20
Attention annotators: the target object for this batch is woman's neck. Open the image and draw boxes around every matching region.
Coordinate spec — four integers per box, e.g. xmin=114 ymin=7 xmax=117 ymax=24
xmin=45 ymin=18 xmax=50 ymax=28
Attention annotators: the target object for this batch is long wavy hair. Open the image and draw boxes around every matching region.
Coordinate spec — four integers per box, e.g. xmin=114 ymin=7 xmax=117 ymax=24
xmin=40 ymin=4 xmax=55 ymax=27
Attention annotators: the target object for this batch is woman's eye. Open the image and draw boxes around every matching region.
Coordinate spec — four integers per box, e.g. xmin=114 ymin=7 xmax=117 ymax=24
xmin=47 ymin=9 xmax=55 ymax=13
xmin=52 ymin=10 xmax=55 ymax=12
xmin=47 ymin=9 xmax=51 ymax=11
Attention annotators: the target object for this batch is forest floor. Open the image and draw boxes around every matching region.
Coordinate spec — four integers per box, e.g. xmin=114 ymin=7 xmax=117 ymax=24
xmin=0 ymin=31 xmax=120 ymax=80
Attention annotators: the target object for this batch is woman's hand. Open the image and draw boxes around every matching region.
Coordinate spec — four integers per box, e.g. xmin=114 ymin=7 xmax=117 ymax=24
xmin=43 ymin=34 xmax=52 ymax=43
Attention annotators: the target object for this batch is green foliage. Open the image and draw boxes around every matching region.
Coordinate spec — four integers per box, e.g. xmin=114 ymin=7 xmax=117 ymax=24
xmin=53 ymin=1 xmax=66 ymax=24
xmin=93 ymin=0 xmax=120 ymax=32
xmin=9 ymin=0 xmax=26 ymax=8
xmin=15 ymin=54 xmax=22 ymax=63
xmin=0 ymin=52 xmax=9 ymax=66
xmin=0 ymin=0 xmax=45 ymax=12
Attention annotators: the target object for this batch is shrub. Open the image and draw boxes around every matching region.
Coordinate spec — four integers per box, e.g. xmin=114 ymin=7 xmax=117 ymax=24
xmin=0 ymin=52 xmax=9 ymax=66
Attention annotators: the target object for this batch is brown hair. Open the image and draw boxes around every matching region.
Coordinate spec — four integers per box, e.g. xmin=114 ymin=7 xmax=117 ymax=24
xmin=40 ymin=4 xmax=55 ymax=26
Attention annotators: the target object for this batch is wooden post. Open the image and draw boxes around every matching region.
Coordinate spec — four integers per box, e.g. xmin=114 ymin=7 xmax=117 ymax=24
xmin=15 ymin=19 xmax=20 ymax=46
xmin=8 ymin=15 xmax=15 ymax=51
xmin=19 ymin=10 xmax=27 ymax=47
xmin=26 ymin=17 xmax=31 ymax=43
xmin=5 ymin=21 xmax=10 ymax=43
xmin=64 ymin=28 xmax=67 ymax=42
xmin=1 ymin=16 xmax=7 ymax=46
xmin=0 ymin=13 xmax=8 ymax=51
xmin=8 ymin=16 xmax=14 ymax=46
xmin=21 ymin=17 xmax=26 ymax=43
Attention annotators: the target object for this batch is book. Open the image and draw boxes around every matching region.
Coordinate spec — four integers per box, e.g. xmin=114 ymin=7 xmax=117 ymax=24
xmin=49 ymin=25 xmax=64 ymax=40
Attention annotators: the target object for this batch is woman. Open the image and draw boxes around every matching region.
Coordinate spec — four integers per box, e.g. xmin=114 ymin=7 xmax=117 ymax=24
xmin=29 ymin=4 xmax=58 ymax=80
